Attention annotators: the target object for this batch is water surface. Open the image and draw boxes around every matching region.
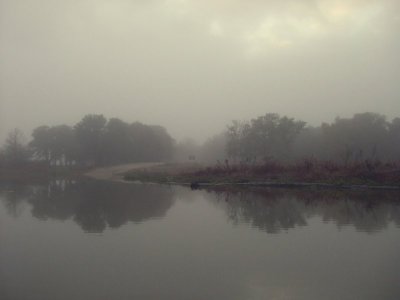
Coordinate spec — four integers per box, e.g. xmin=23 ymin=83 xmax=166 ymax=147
xmin=1 ymin=181 xmax=399 ymax=300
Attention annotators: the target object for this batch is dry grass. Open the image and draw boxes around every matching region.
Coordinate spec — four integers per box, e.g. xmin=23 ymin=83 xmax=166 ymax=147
xmin=124 ymin=160 xmax=400 ymax=186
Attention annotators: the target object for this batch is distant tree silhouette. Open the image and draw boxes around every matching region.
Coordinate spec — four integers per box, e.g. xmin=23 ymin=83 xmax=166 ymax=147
xmin=388 ymin=117 xmax=400 ymax=161
xmin=28 ymin=114 xmax=175 ymax=167
xmin=74 ymin=114 xmax=107 ymax=165
xmin=2 ymin=111 xmax=400 ymax=167
xmin=30 ymin=125 xmax=78 ymax=165
xmin=30 ymin=125 xmax=52 ymax=163
xmin=0 ymin=129 xmax=30 ymax=166
xmin=322 ymin=112 xmax=389 ymax=163
xmin=226 ymin=113 xmax=306 ymax=162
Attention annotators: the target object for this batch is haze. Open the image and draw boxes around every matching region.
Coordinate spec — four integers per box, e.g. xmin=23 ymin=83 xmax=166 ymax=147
xmin=1 ymin=0 xmax=399 ymax=143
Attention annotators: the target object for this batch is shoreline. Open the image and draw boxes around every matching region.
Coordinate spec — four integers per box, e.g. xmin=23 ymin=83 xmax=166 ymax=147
xmin=2 ymin=162 xmax=399 ymax=191
xmin=165 ymin=181 xmax=400 ymax=190
xmin=121 ymin=163 xmax=400 ymax=191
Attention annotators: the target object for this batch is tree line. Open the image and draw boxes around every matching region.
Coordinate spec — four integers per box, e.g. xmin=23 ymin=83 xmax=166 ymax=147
xmin=0 ymin=114 xmax=175 ymax=167
xmin=179 ymin=112 xmax=400 ymax=164
xmin=294 ymin=112 xmax=400 ymax=163
xmin=1 ymin=112 xmax=399 ymax=168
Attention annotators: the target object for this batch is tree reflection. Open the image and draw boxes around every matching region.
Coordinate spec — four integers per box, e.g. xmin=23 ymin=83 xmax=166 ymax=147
xmin=0 ymin=180 xmax=175 ymax=233
xmin=0 ymin=183 xmax=33 ymax=218
xmin=206 ymin=188 xmax=400 ymax=233
xmin=2 ymin=182 xmax=400 ymax=234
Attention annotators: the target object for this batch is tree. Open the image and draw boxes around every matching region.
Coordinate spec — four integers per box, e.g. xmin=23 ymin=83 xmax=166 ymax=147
xmin=128 ymin=122 xmax=175 ymax=162
xmin=147 ymin=125 xmax=175 ymax=161
xmin=322 ymin=112 xmax=389 ymax=162
xmin=31 ymin=125 xmax=78 ymax=165
xmin=74 ymin=114 xmax=107 ymax=165
xmin=388 ymin=117 xmax=400 ymax=161
xmin=226 ymin=120 xmax=248 ymax=161
xmin=49 ymin=125 xmax=78 ymax=165
xmin=30 ymin=126 xmax=52 ymax=163
xmin=1 ymin=129 xmax=30 ymax=165
xmin=201 ymin=132 xmax=227 ymax=163
xmin=226 ymin=114 xmax=306 ymax=162
xmin=292 ymin=126 xmax=326 ymax=160
xmin=103 ymin=118 xmax=132 ymax=164
xmin=28 ymin=114 xmax=176 ymax=167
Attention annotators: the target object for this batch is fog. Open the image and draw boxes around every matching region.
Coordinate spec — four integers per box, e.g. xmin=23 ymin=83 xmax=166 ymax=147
xmin=1 ymin=0 xmax=399 ymax=143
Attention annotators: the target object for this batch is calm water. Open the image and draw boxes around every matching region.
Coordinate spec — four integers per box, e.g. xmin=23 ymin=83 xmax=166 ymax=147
xmin=1 ymin=180 xmax=400 ymax=300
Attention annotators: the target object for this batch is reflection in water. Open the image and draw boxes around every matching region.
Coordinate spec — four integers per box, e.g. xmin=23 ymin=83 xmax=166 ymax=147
xmin=204 ymin=188 xmax=400 ymax=233
xmin=1 ymin=182 xmax=399 ymax=234
xmin=0 ymin=180 xmax=175 ymax=232
xmin=0 ymin=184 xmax=32 ymax=218
xmin=1 ymin=183 xmax=400 ymax=300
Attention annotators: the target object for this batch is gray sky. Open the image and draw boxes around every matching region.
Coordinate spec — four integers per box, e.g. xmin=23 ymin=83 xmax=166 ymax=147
xmin=1 ymin=0 xmax=399 ymax=143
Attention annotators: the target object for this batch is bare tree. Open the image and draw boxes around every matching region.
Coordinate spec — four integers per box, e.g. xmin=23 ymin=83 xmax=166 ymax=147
xmin=1 ymin=128 xmax=30 ymax=165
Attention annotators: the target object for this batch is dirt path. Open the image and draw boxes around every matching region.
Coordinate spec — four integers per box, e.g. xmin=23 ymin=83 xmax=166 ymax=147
xmin=85 ymin=162 xmax=164 ymax=182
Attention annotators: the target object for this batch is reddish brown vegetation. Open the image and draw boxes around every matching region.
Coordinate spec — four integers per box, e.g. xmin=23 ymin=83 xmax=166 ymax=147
xmin=184 ymin=159 xmax=400 ymax=185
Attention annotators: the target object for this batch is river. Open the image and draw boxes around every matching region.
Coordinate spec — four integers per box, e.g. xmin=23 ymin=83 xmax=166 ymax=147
xmin=0 ymin=180 xmax=399 ymax=300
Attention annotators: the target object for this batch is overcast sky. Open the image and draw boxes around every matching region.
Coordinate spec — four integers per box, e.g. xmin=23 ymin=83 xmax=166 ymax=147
xmin=1 ymin=0 xmax=399 ymax=143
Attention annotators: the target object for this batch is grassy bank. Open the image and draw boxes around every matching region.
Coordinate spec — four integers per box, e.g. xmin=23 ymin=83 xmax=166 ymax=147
xmin=123 ymin=161 xmax=400 ymax=189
